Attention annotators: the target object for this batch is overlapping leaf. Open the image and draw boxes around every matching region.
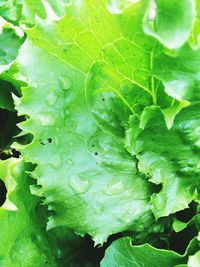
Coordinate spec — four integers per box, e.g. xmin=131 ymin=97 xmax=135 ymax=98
xmin=101 ymin=236 xmax=200 ymax=267
xmin=0 ymin=0 xmax=67 ymax=25
xmin=0 ymin=159 xmax=57 ymax=266
xmin=11 ymin=0 xmax=200 ymax=245
xmin=143 ymin=0 xmax=195 ymax=49
xmin=125 ymin=104 xmax=200 ymax=218
xmin=0 ymin=0 xmax=199 ymax=265
xmin=11 ymin=0 xmax=167 ymax=244
xmin=0 ymin=159 xmax=104 ymax=266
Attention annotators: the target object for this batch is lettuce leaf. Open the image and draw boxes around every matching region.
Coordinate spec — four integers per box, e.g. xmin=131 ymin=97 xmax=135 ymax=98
xmin=125 ymin=104 xmax=200 ymax=218
xmin=0 ymin=159 xmax=57 ymax=266
xmin=143 ymin=0 xmax=195 ymax=49
xmin=0 ymin=159 xmax=103 ymax=266
xmin=0 ymin=0 xmax=67 ymax=25
xmin=101 ymin=235 xmax=200 ymax=267
xmin=13 ymin=0 xmax=163 ymax=244
xmin=0 ymin=0 xmax=199 ymax=265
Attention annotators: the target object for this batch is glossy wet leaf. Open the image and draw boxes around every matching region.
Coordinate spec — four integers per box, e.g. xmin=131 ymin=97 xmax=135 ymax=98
xmin=125 ymin=105 xmax=200 ymax=218
xmin=143 ymin=0 xmax=195 ymax=49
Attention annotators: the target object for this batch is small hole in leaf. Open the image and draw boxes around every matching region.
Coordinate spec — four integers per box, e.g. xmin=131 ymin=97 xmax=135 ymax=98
xmin=102 ymin=98 xmax=105 ymax=101
xmin=94 ymin=152 xmax=98 ymax=156
xmin=0 ymin=179 xmax=7 ymax=206
xmin=91 ymin=144 xmax=95 ymax=147
xmin=39 ymin=138 xmax=52 ymax=145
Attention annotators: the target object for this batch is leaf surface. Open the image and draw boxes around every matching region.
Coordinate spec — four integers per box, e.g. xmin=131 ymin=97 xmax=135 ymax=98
xmin=125 ymin=105 xmax=200 ymax=218
xmin=143 ymin=0 xmax=195 ymax=49
xmin=101 ymin=237 xmax=185 ymax=267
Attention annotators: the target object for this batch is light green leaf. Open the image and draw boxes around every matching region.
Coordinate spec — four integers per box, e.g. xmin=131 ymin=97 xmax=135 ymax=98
xmin=0 ymin=26 xmax=24 ymax=65
xmin=173 ymin=218 xmax=189 ymax=233
xmin=154 ymin=44 xmax=200 ymax=102
xmin=0 ymin=25 xmax=24 ymax=110
xmin=161 ymin=100 xmax=190 ymax=130
xmin=100 ymin=237 xmax=185 ymax=267
xmin=0 ymin=159 xmax=57 ymax=266
xmin=189 ymin=0 xmax=200 ymax=50
xmin=125 ymin=105 xmax=200 ymax=218
xmin=188 ymin=251 xmax=200 ymax=267
xmin=0 ymin=0 xmax=67 ymax=25
xmin=0 ymin=159 xmax=103 ymax=266
xmin=13 ymin=0 xmax=160 ymax=244
xmin=143 ymin=0 xmax=195 ymax=49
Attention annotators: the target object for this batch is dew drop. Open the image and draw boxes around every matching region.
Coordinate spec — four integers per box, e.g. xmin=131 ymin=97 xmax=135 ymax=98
xmin=38 ymin=113 xmax=55 ymax=126
xmin=117 ymin=207 xmax=139 ymax=224
xmin=68 ymin=175 xmax=91 ymax=194
xmin=69 ymin=141 xmax=74 ymax=147
xmin=32 ymin=81 xmax=39 ymax=88
xmin=46 ymin=92 xmax=57 ymax=106
xmin=118 ymin=210 xmax=133 ymax=224
xmin=59 ymin=76 xmax=72 ymax=91
xmin=67 ymin=159 xmax=73 ymax=165
xmin=52 ymin=154 xmax=62 ymax=168
xmin=102 ymin=181 xmax=124 ymax=196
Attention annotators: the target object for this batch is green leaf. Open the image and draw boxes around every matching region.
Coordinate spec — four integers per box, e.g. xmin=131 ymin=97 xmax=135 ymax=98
xmin=12 ymin=0 xmax=162 ymax=244
xmin=0 ymin=86 xmax=14 ymax=110
xmin=0 ymin=26 xmax=24 ymax=65
xmin=188 ymin=251 xmax=200 ymax=267
xmin=189 ymin=0 xmax=200 ymax=50
xmin=173 ymin=218 xmax=189 ymax=233
xmin=125 ymin=104 xmax=200 ymax=219
xmin=143 ymin=0 xmax=195 ymax=49
xmin=0 ymin=0 xmax=67 ymax=25
xmin=100 ymin=237 xmax=185 ymax=267
xmin=172 ymin=205 xmax=200 ymax=233
xmin=154 ymin=44 xmax=200 ymax=103
xmin=0 ymin=159 xmax=104 ymax=266
xmin=0 ymin=159 xmax=57 ymax=266
xmin=161 ymin=100 xmax=190 ymax=130
xmin=0 ymin=25 xmax=24 ymax=111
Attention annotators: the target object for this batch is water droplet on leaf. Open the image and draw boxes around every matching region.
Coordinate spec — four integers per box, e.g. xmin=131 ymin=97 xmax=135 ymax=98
xmin=102 ymin=181 xmax=124 ymax=195
xmin=69 ymin=141 xmax=74 ymax=147
xmin=67 ymin=159 xmax=73 ymax=165
xmin=46 ymin=92 xmax=57 ymax=106
xmin=59 ymin=76 xmax=72 ymax=91
xmin=118 ymin=208 xmax=137 ymax=224
xmin=38 ymin=113 xmax=55 ymax=126
xmin=68 ymin=175 xmax=91 ymax=194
